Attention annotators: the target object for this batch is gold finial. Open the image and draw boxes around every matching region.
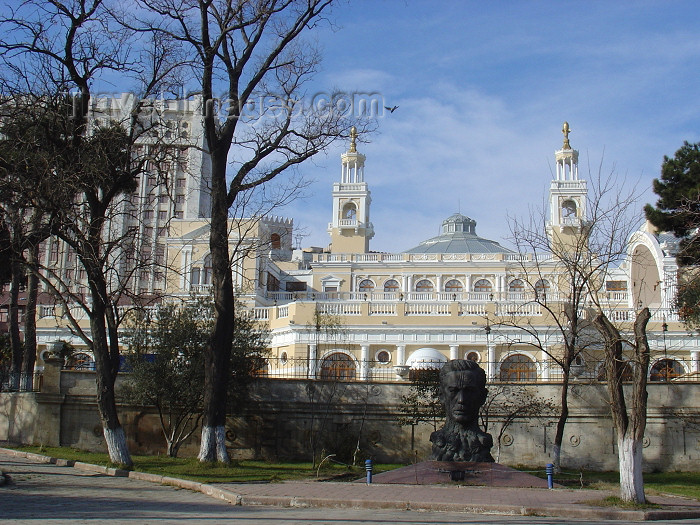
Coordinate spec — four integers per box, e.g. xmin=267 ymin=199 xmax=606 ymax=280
xmin=562 ymin=121 xmax=572 ymax=149
xmin=349 ymin=126 xmax=358 ymax=153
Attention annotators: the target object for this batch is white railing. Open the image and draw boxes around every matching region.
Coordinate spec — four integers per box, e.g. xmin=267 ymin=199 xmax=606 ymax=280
xmin=40 ymin=306 xmax=55 ymax=318
xmin=318 ymin=302 xmax=362 ymax=315
xmin=496 ymin=302 xmax=542 ymax=317
xmin=248 ymin=307 xmax=269 ymax=320
xmin=276 ymin=305 xmax=289 ymax=318
xmin=405 ymin=302 xmax=451 ymax=315
xmin=460 ymin=303 xmax=487 ymax=316
xmin=369 ymin=303 xmax=397 ymax=316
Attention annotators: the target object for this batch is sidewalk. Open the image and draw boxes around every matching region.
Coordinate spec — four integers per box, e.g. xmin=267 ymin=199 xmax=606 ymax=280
xmin=2 ymin=447 xmax=700 ymax=522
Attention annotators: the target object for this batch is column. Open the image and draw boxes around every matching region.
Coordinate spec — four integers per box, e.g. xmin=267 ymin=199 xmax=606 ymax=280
xmin=487 ymin=344 xmax=496 ymax=380
xmin=396 ymin=344 xmax=406 ymax=366
xmin=394 ymin=344 xmax=408 ymax=380
xmin=449 ymin=345 xmax=459 ymax=360
xmin=691 ymin=351 xmax=699 ymax=373
xmin=308 ymin=343 xmax=317 ymax=379
xmin=360 ymin=344 xmax=370 ymax=381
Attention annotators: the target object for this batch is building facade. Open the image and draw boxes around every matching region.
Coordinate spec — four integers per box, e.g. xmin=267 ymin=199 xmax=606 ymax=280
xmin=5 ymin=97 xmax=696 ymax=387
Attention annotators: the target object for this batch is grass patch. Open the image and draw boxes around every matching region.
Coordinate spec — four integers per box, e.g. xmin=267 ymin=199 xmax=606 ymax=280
xmin=516 ymin=466 xmax=700 ymax=501
xmin=586 ymin=496 xmax=661 ymax=510
xmin=8 ymin=445 xmax=402 ymax=484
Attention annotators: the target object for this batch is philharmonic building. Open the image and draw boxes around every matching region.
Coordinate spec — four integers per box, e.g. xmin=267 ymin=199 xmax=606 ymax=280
xmin=17 ymin=96 xmax=699 ymax=385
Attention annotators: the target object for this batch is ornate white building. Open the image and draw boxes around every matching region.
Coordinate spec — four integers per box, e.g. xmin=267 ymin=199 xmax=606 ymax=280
xmin=14 ymin=99 xmax=697 ymax=385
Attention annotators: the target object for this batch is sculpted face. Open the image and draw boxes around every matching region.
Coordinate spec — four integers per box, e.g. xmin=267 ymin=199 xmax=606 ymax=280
xmin=442 ymin=370 xmax=487 ymax=424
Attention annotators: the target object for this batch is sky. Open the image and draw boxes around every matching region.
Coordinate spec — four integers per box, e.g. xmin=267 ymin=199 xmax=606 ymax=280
xmin=274 ymin=0 xmax=700 ymax=253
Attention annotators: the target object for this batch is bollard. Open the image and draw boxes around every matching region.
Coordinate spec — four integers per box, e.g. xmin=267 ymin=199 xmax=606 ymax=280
xmin=365 ymin=459 xmax=373 ymax=484
xmin=545 ymin=463 xmax=554 ymax=489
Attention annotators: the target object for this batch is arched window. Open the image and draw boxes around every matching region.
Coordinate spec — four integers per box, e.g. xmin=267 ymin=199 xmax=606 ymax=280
xmin=384 ymin=279 xmax=400 ymax=293
xmin=66 ymin=352 xmax=95 ymax=370
xmin=473 ymin=279 xmax=493 ymax=293
xmin=415 ymin=279 xmax=434 ymax=292
xmin=320 ymin=353 xmax=356 ymax=380
xmin=342 ymin=203 xmax=357 ymax=221
xmin=561 ymin=199 xmax=577 ymax=218
xmin=499 ymin=354 xmax=536 ymax=381
xmin=650 ymin=359 xmax=684 ymax=382
xmin=270 ymin=233 xmax=281 ymax=249
xmin=508 ymin=279 xmax=524 ymax=292
xmin=358 ymin=279 xmax=375 ymax=292
xmin=535 ymin=279 xmax=550 ymax=298
xmin=444 ymin=279 xmax=463 ymax=292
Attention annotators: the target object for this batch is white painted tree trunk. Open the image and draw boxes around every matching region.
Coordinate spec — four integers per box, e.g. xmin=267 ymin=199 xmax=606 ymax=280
xmin=198 ymin=425 xmax=230 ymax=463
xmin=103 ymin=426 xmax=132 ymax=466
xmin=618 ymin=435 xmax=645 ymax=503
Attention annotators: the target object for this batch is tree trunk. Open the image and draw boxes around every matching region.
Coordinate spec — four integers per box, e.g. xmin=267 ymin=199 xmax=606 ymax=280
xmin=552 ymin=369 xmax=570 ymax=470
xmin=618 ymin=435 xmax=645 ymax=503
xmin=89 ymin=271 xmax=132 ymax=467
xmin=9 ymin=257 xmax=23 ymax=389
xmin=21 ymin=246 xmax=39 ymax=391
xmin=595 ymin=308 xmax=651 ymax=504
xmin=198 ymin=151 xmax=233 ymax=463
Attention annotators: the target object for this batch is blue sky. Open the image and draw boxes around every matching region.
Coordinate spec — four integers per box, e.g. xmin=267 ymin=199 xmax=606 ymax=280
xmin=278 ymin=0 xmax=700 ymax=253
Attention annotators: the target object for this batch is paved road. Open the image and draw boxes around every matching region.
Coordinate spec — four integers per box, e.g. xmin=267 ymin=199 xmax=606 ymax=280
xmin=1 ymin=451 xmax=699 ymax=524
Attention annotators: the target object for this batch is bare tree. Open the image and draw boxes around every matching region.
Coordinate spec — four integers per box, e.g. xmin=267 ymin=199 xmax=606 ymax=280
xmin=501 ymin=165 xmax=642 ymax=470
xmin=134 ymin=0 xmax=370 ymax=462
xmin=0 ymin=0 xmax=179 ymax=465
xmin=594 ymin=307 xmax=651 ymax=503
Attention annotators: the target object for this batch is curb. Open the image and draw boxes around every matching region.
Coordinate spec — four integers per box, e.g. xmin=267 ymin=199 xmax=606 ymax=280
xmin=2 ymin=448 xmax=700 ymax=521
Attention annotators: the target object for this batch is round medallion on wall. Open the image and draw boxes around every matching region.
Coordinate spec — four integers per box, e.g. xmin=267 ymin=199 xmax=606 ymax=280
xmin=368 ymin=430 xmax=382 ymax=445
xmin=465 ymin=351 xmax=480 ymax=362
xmin=569 ymin=435 xmax=581 ymax=447
xmin=375 ymin=350 xmax=391 ymax=364
xmin=226 ymin=429 xmax=237 ymax=443
xmin=93 ymin=425 xmax=102 ymax=438
xmin=501 ymin=434 xmax=514 ymax=446
xmin=280 ymin=351 xmax=288 ymax=365
xmin=370 ymin=385 xmax=382 ymax=397
xmin=643 ymin=436 xmax=651 ymax=448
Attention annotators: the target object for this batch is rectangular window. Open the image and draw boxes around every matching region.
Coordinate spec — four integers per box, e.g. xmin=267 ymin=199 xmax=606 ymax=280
xmin=266 ymin=272 xmax=280 ymax=292
xmin=285 ymin=281 xmax=307 ymax=292
xmin=174 ymin=210 xmax=183 ymax=219
xmin=606 ymin=281 xmax=627 ymax=291
xmin=144 ymin=210 xmax=154 ymax=220
xmin=158 ymin=210 xmax=167 ymax=220
xmin=158 ymin=195 xmax=169 ymax=204
xmin=176 ymin=178 xmax=186 ymax=188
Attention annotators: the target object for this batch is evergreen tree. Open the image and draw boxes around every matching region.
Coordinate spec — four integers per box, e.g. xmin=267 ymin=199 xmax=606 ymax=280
xmin=645 ymin=141 xmax=700 ymax=324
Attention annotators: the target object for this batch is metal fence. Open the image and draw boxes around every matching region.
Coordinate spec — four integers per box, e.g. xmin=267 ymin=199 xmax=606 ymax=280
xmin=257 ymin=357 xmax=700 ymax=383
xmin=0 ymin=372 xmax=43 ymax=392
xmin=57 ymin=354 xmax=699 ymax=384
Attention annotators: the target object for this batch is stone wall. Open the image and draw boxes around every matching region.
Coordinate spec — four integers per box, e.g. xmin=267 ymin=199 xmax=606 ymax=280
xmin=2 ymin=363 xmax=699 ymax=471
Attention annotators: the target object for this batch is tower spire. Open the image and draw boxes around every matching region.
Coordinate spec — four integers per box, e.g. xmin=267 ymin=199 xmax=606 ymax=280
xmin=562 ymin=121 xmax=572 ymax=149
xmin=349 ymin=126 xmax=358 ymax=153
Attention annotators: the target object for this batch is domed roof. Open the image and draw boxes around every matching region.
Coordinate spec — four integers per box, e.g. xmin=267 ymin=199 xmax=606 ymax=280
xmin=404 ymin=213 xmax=514 ymax=254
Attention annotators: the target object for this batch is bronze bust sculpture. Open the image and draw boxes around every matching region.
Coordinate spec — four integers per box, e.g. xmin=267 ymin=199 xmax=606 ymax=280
xmin=430 ymin=359 xmax=494 ymax=462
